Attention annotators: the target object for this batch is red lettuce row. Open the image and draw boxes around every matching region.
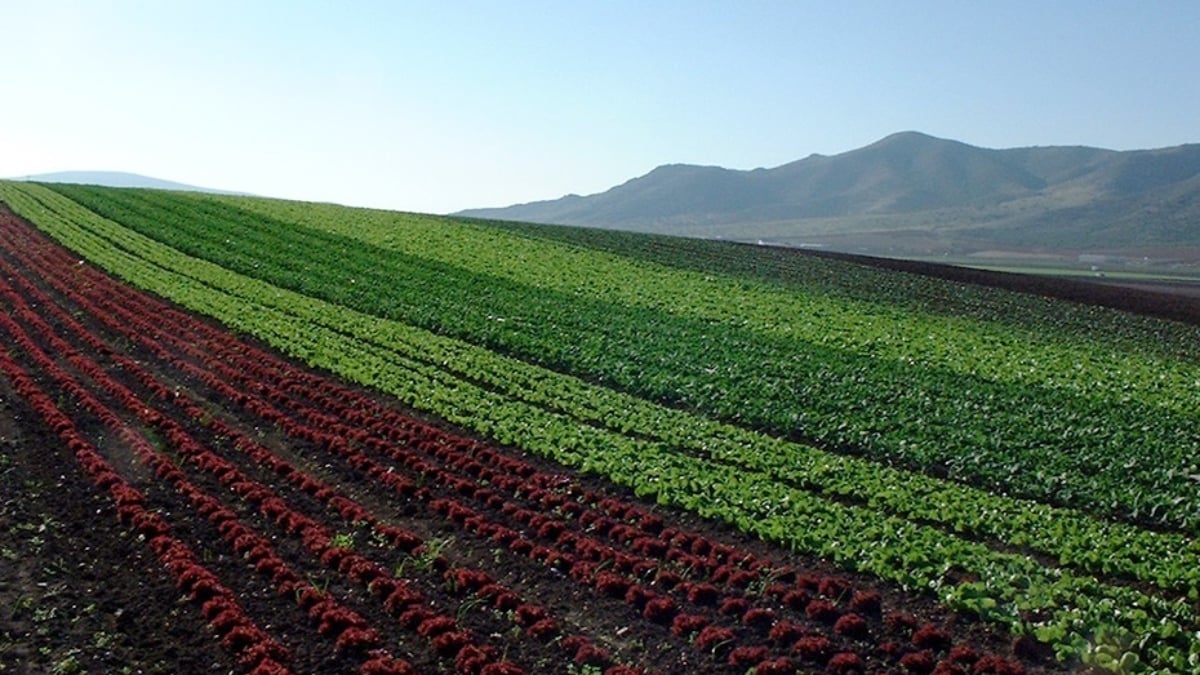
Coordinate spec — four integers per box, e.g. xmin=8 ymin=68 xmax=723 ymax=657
xmin=0 ymin=347 xmax=292 ymax=674
xmin=0 ymin=261 xmax=627 ymax=674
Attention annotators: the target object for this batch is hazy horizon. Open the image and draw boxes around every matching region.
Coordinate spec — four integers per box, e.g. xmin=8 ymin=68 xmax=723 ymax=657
xmin=1 ymin=1 xmax=1197 ymax=214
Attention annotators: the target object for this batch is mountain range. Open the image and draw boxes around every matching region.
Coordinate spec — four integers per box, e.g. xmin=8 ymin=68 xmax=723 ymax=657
xmin=458 ymin=132 xmax=1200 ymax=259
xmin=8 ymin=171 xmax=243 ymax=195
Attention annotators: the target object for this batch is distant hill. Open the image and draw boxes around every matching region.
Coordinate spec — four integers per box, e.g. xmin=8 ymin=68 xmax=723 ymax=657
xmin=458 ymin=132 xmax=1200 ymax=258
xmin=8 ymin=171 xmax=245 ymax=195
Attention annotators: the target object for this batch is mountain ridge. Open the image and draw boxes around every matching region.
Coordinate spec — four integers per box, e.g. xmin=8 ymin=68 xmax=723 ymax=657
xmin=8 ymin=171 xmax=246 ymax=195
xmin=458 ymin=132 xmax=1200 ymax=257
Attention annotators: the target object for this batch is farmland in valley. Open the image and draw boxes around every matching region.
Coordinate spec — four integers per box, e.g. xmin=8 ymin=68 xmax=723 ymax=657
xmin=1 ymin=180 xmax=1197 ymax=673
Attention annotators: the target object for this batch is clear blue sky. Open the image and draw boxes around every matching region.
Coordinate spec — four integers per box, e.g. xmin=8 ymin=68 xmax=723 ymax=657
xmin=1 ymin=1 xmax=1197 ymax=214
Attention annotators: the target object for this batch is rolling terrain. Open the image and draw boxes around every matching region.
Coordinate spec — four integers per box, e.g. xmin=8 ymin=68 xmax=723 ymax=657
xmin=2 ymin=181 xmax=1198 ymax=673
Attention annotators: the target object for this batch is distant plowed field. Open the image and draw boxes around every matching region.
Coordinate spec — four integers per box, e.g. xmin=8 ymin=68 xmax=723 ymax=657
xmin=2 ymin=181 xmax=1198 ymax=673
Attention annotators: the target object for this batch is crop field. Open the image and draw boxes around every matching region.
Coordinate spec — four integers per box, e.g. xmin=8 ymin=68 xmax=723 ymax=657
xmin=1 ymin=181 xmax=1198 ymax=674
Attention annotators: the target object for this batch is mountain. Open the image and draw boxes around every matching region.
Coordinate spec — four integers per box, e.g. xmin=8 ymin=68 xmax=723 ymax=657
xmin=9 ymin=171 xmax=244 ymax=195
xmin=458 ymin=132 xmax=1200 ymax=257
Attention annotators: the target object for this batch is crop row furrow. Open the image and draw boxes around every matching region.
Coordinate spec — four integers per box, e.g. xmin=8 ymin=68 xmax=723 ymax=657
xmin=5 ymin=183 xmax=1198 ymax=670
xmin=0 ymin=216 xmax=666 ymax=672
xmin=0 ymin=279 xmax=448 ymax=674
xmin=104 ymin=186 xmax=1200 ymax=533
xmin=6 ymin=186 xmax=1191 ymax=603
xmin=1 ymin=195 xmax=1036 ymax=673
xmin=0 ymin=344 xmax=298 ymax=674
xmin=0 ymin=246 xmax=615 ymax=675
xmin=0 ymin=211 xmax=930 ymax=674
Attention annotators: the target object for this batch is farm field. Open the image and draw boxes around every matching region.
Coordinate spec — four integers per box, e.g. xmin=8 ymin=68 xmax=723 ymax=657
xmin=1 ymin=181 xmax=1198 ymax=673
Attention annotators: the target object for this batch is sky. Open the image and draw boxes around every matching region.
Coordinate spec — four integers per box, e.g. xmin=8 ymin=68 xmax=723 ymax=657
xmin=1 ymin=1 xmax=1197 ymax=215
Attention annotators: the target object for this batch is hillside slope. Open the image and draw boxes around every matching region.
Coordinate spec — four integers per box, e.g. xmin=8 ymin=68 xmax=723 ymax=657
xmin=6 ymin=181 xmax=1200 ymax=669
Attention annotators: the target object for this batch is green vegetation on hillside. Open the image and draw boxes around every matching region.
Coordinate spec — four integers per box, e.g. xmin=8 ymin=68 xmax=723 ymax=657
xmin=45 ymin=183 xmax=1200 ymax=534
xmin=3 ymin=180 xmax=1199 ymax=671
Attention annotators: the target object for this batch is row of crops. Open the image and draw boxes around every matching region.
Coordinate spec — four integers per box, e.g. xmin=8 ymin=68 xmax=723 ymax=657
xmin=1 ymin=195 xmax=1025 ymax=674
xmin=43 ymin=184 xmax=1200 ymax=532
xmin=2 ymin=180 xmax=1198 ymax=671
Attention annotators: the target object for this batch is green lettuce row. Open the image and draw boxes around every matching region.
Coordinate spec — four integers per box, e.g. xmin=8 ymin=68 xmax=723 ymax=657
xmin=222 ymin=192 xmax=1200 ymax=419
xmin=475 ymin=217 xmax=1200 ymax=363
